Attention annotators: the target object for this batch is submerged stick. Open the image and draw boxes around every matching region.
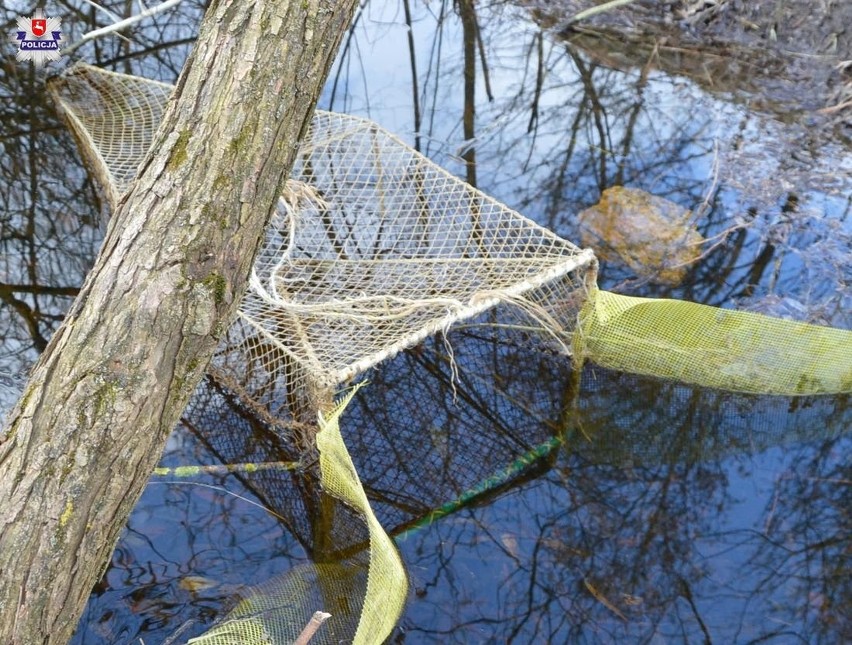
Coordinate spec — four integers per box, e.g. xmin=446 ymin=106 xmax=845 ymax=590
xmin=395 ymin=434 xmax=564 ymax=541
xmin=294 ymin=611 xmax=332 ymax=645
xmin=568 ymin=0 xmax=639 ymax=24
xmin=151 ymin=461 xmax=301 ymax=477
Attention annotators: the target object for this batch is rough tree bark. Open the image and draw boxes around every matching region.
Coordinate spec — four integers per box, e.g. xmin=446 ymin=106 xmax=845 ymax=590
xmin=0 ymin=1 xmax=358 ymax=642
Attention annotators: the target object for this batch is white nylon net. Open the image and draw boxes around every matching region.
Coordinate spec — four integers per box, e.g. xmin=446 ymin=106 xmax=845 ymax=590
xmin=48 ymin=65 xmax=173 ymax=206
xmin=50 ymin=63 xmax=595 ymax=424
xmin=230 ymin=110 xmax=594 ymax=417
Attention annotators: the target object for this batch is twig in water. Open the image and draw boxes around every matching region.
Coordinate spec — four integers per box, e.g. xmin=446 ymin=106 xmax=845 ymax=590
xmin=151 ymin=460 xmax=301 ymax=477
xmin=560 ymin=0 xmax=639 ymax=27
xmin=692 ymin=139 xmax=721 ymax=222
xmin=583 ymin=578 xmax=627 ymax=621
xmin=294 ymin=611 xmax=332 ymax=645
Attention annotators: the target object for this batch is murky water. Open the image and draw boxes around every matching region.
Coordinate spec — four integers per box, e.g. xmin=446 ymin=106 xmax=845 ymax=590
xmin=1 ymin=2 xmax=850 ymax=643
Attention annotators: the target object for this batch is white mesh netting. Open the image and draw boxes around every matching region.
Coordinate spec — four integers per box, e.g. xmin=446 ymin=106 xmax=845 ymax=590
xmin=50 ymin=63 xmax=596 ymax=423
xmin=48 ymin=65 xmax=173 ymax=206
xmin=230 ymin=111 xmax=594 ymax=416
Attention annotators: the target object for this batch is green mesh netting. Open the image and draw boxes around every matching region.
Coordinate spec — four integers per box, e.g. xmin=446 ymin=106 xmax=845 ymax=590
xmin=315 ymin=385 xmax=407 ymax=643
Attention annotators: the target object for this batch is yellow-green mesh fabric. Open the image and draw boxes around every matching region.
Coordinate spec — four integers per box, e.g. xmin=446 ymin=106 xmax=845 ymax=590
xmin=577 ymin=289 xmax=852 ymax=395
xmin=185 ymin=562 xmax=366 ymax=644
xmin=316 ymin=385 xmax=408 ymax=645
xmin=188 ymin=386 xmax=405 ymax=644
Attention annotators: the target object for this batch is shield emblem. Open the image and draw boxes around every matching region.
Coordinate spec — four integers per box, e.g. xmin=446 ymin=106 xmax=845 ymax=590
xmin=31 ymin=18 xmax=47 ymax=37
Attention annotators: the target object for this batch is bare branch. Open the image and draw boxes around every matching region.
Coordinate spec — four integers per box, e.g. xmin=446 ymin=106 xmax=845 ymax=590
xmin=294 ymin=611 xmax=332 ymax=645
xmin=64 ymin=0 xmax=184 ymax=56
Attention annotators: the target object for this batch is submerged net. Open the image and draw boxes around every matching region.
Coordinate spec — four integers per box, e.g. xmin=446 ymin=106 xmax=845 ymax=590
xmin=183 ymin=385 xmax=405 ymax=645
xmin=49 ymin=62 xmax=852 ymax=643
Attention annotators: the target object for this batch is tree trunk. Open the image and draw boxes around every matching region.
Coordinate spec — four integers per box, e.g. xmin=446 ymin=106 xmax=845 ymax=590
xmin=0 ymin=1 xmax=358 ymax=642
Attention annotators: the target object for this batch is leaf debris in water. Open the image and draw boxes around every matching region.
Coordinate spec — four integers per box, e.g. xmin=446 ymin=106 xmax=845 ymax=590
xmin=179 ymin=575 xmax=220 ymax=593
xmin=583 ymin=578 xmax=627 ymax=622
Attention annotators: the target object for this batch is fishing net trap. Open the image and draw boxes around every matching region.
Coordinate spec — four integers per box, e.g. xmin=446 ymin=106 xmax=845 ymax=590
xmin=48 ymin=63 xmax=852 ymax=644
